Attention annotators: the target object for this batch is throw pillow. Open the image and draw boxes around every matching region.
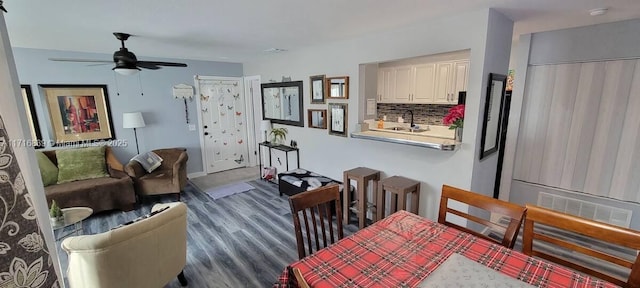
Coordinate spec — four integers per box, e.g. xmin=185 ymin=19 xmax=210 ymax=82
xmin=35 ymin=151 xmax=58 ymax=186
xmin=56 ymin=146 xmax=109 ymax=184
xmin=132 ymin=151 xmax=163 ymax=173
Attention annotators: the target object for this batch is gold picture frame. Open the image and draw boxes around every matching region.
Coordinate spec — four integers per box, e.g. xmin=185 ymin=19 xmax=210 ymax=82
xmin=40 ymin=84 xmax=115 ymax=145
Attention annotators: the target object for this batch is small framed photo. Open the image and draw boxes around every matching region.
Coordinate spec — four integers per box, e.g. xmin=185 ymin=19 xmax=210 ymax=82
xmin=307 ymin=109 xmax=327 ymax=129
xmin=310 ymin=75 xmax=325 ymax=104
xmin=328 ymin=103 xmax=348 ymax=137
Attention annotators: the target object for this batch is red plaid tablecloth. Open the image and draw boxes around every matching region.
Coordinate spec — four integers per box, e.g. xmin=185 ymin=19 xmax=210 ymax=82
xmin=275 ymin=210 xmax=618 ymax=288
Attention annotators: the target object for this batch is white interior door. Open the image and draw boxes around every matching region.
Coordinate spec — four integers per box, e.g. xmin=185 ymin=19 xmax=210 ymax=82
xmin=197 ymin=76 xmax=249 ymax=174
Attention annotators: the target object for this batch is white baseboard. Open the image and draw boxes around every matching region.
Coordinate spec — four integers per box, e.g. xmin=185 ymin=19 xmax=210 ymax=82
xmin=188 ymin=172 xmax=207 ymax=179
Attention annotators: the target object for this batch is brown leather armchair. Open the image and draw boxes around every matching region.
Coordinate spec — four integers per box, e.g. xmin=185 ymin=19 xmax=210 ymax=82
xmin=125 ymin=148 xmax=188 ymax=199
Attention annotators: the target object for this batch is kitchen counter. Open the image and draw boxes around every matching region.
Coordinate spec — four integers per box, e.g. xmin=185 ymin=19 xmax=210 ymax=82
xmin=352 ymin=121 xmax=459 ymax=151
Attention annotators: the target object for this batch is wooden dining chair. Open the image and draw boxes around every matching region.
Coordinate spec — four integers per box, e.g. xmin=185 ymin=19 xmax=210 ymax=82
xmin=289 ymin=184 xmax=344 ymax=260
xmin=438 ymin=185 xmax=526 ymax=249
xmin=523 ymin=205 xmax=640 ymax=288
xmin=292 ymin=267 xmax=310 ymax=288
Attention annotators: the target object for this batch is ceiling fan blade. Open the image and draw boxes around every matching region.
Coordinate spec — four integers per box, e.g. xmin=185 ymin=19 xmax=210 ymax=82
xmin=135 ymin=62 xmax=161 ymax=70
xmin=137 ymin=61 xmax=187 ymax=67
xmin=49 ymin=58 xmax=112 ymax=63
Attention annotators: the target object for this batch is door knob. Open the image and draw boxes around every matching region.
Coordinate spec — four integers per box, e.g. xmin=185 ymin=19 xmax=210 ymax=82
xmin=204 ymin=132 xmax=209 ymax=136
xmin=204 ymin=125 xmax=208 ymax=129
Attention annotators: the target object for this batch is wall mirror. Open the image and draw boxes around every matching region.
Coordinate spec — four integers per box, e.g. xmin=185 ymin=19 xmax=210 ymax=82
xmin=326 ymin=76 xmax=349 ymax=99
xmin=480 ymin=73 xmax=506 ymax=160
xmin=307 ymin=109 xmax=327 ymax=129
xmin=261 ymin=81 xmax=304 ymax=127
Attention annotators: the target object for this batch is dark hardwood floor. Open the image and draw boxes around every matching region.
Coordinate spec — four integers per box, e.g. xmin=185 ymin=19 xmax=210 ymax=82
xmin=55 ymin=179 xmax=359 ymax=288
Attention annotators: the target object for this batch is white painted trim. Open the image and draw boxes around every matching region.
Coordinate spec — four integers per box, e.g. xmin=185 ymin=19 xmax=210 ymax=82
xmin=244 ymin=75 xmax=261 ymax=167
xmin=188 ymin=171 xmax=207 ymax=179
xmin=194 ymin=75 xmax=208 ymax=176
xmin=499 ymin=34 xmax=532 ymax=201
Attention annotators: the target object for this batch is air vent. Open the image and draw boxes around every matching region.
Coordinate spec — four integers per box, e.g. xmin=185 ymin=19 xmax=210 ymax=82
xmin=537 ymin=192 xmax=632 ymax=228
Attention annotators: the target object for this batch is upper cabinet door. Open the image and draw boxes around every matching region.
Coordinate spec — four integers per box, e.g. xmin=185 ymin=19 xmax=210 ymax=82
xmin=451 ymin=60 xmax=469 ymax=103
xmin=413 ymin=63 xmax=436 ymax=103
xmin=394 ymin=66 xmax=413 ymax=103
xmin=434 ymin=62 xmax=453 ymax=103
xmin=378 ymin=67 xmax=396 ymax=103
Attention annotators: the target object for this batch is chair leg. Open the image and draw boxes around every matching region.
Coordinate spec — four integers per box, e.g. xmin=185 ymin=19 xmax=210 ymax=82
xmin=177 ymin=270 xmax=188 ymax=286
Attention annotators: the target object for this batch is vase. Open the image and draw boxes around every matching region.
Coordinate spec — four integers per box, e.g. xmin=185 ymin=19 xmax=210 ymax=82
xmin=455 ymin=128 xmax=463 ymax=142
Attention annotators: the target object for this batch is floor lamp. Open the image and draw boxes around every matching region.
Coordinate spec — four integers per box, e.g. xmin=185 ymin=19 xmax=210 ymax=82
xmin=123 ymin=112 xmax=146 ymax=154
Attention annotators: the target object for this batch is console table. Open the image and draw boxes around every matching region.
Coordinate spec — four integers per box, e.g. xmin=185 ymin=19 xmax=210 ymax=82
xmin=258 ymin=142 xmax=299 ymax=182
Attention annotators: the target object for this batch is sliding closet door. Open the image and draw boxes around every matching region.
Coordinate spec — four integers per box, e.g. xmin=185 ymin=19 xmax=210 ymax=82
xmin=513 ymin=59 xmax=640 ymax=202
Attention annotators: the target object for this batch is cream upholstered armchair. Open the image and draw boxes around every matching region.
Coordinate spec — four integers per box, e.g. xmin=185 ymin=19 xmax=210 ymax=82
xmin=61 ymin=202 xmax=188 ymax=288
xmin=125 ymin=148 xmax=188 ymax=199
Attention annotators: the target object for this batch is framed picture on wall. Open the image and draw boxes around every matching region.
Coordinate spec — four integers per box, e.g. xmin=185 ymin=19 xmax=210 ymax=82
xmin=328 ymin=103 xmax=348 ymax=137
xmin=20 ymin=85 xmax=44 ymax=149
xmin=310 ymin=75 xmax=325 ymax=104
xmin=479 ymin=73 xmax=506 ymax=160
xmin=40 ymin=84 xmax=115 ymax=145
xmin=307 ymin=109 xmax=327 ymax=129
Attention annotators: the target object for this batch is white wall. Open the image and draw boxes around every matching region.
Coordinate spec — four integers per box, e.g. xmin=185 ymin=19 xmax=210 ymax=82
xmin=245 ymin=8 xmax=511 ymax=220
xmin=470 ymin=9 xmax=513 ymax=197
xmin=0 ymin=14 xmax=62 ymax=283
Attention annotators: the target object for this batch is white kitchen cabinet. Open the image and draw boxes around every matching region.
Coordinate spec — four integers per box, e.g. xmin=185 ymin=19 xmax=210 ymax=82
xmin=413 ymin=63 xmax=437 ymax=103
xmin=377 ymin=59 xmax=468 ymax=104
xmin=434 ymin=60 xmax=468 ymax=104
xmin=393 ymin=66 xmax=413 ymax=102
xmin=377 ymin=67 xmax=395 ymax=103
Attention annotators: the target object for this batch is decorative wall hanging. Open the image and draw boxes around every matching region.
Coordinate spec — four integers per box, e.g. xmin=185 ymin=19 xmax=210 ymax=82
xmin=173 ymin=84 xmax=194 ymax=123
xmin=307 ymin=109 xmax=327 ymax=129
xmin=20 ymin=85 xmax=44 ymax=149
xmin=310 ymin=75 xmax=325 ymax=104
xmin=40 ymin=84 xmax=115 ymax=145
xmin=261 ymin=81 xmax=304 ymax=127
xmin=326 ymin=76 xmax=349 ymax=99
xmin=480 ymin=73 xmax=506 ymax=160
xmin=328 ymin=103 xmax=348 ymax=137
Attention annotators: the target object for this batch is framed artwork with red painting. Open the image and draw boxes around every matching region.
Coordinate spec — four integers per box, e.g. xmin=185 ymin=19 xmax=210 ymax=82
xmin=40 ymin=84 xmax=115 ymax=145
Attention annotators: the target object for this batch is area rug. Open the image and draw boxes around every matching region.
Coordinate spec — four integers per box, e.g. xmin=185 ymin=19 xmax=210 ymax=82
xmin=205 ymin=181 xmax=255 ymax=200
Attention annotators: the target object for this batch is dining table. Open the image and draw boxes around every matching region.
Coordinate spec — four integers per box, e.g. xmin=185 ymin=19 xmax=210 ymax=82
xmin=274 ymin=210 xmax=618 ymax=288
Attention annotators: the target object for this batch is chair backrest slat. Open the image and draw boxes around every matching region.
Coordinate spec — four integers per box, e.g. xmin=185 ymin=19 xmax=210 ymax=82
xmin=438 ymin=185 xmax=526 ymax=249
xmin=523 ymin=204 xmax=640 ymax=288
xmin=289 ymin=185 xmax=344 ymax=259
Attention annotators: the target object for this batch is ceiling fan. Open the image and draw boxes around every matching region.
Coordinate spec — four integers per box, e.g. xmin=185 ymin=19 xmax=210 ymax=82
xmin=49 ymin=32 xmax=188 ymax=75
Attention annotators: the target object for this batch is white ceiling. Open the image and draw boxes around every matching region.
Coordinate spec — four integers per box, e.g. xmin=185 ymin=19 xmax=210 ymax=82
xmin=4 ymin=0 xmax=640 ymax=63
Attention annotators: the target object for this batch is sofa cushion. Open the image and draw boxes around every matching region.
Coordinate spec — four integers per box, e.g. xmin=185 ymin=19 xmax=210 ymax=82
xmin=132 ymin=151 xmax=163 ymax=173
xmin=45 ymin=176 xmax=135 ymax=213
xmin=36 ymin=151 xmax=58 ymax=186
xmin=56 ymin=146 xmax=109 ymax=184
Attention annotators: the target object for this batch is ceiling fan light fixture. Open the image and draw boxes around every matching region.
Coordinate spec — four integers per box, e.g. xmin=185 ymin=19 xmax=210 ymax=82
xmin=113 ymin=67 xmax=140 ymax=76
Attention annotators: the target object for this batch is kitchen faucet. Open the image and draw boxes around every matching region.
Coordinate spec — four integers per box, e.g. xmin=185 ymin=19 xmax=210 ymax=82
xmin=403 ymin=110 xmax=415 ymax=128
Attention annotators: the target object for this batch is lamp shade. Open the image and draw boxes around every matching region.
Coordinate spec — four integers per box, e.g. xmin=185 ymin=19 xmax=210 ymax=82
xmin=123 ymin=112 xmax=146 ymax=129
xmin=260 ymin=120 xmax=272 ymax=131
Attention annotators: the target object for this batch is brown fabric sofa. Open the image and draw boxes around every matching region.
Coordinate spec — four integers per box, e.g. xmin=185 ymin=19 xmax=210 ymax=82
xmin=124 ymin=148 xmax=188 ymax=199
xmin=43 ymin=147 xmax=136 ymax=212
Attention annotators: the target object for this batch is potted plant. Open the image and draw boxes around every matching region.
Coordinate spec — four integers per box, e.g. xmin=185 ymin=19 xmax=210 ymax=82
xmin=49 ymin=200 xmax=64 ymax=225
xmin=269 ymin=127 xmax=288 ymax=144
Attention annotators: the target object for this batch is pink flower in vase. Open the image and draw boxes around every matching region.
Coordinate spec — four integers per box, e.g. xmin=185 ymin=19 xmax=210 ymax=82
xmin=443 ymin=104 xmax=465 ymax=130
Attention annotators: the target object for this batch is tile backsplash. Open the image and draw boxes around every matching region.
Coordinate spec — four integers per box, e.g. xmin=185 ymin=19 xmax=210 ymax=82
xmin=377 ymin=103 xmax=452 ymax=125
